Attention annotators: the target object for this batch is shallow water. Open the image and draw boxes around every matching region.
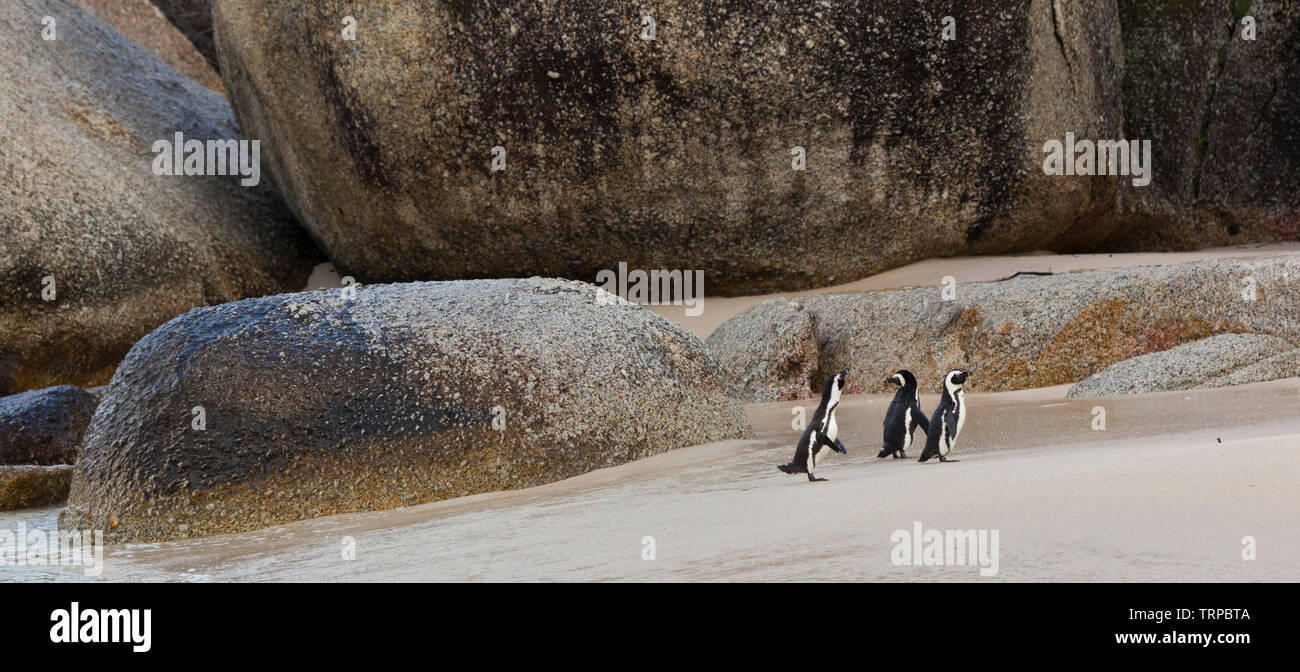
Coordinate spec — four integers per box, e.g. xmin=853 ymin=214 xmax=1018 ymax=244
xmin=3 ymin=380 xmax=1296 ymax=582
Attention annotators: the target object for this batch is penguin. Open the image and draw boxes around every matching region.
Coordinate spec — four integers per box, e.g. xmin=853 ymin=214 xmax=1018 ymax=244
xmin=778 ymin=369 xmax=848 ymax=482
xmin=918 ymin=369 xmax=970 ymax=463
xmin=877 ymin=369 xmax=929 ymax=459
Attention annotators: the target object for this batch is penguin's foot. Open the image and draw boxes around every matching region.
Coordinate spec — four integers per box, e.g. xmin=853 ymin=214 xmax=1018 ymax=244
xmin=778 ymin=463 xmax=795 ymax=474
xmin=807 ymin=474 xmax=827 ymax=482
xmin=938 ymin=457 xmax=960 ymax=463
xmin=893 ymin=451 xmax=906 ymax=459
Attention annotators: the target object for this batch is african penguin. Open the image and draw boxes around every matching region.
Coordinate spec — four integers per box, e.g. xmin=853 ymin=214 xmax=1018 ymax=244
xmin=878 ymin=369 xmax=929 ymax=459
xmin=918 ymin=369 xmax=970 ymax=463
xmin=778 ymin=369 xmax=848 ymax=482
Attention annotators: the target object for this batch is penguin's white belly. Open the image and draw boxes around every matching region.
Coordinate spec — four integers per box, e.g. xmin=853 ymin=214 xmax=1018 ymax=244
xmin=827 ymin=414 xmax=839 ymax=442
xmin=954 ymin=393 xmax=966 ymax=443
xmin=902 ymin=420 xmax=914 ymax=451
xmin=941 ymin=394 xmax=966 ymax=456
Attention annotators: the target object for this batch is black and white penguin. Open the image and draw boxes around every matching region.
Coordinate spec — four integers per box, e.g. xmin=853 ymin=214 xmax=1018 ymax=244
xmin=918 ymin=369 xmax=970 ymax=463
xmin=877 ymin=369 xmax=929 ymax=459
xmin=778 ymin=369 xmax=848 ymax=482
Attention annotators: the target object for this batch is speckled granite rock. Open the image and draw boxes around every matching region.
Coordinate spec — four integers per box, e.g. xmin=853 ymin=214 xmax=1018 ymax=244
xmin=61 ymin=278 xmax=752 ymax=542
xmin=0 ymin=0 xmax=320 ymax=395
xmin=0 ymin=386 xmax=100 ymax=465
xmin=1204 ymin=349 xmax=1300 ymax=388
xmin=0 ymin=465 xmax=74 ymax=511
xmin=1066 ymin=333 xmax=1298 ymax=397
xmin=1107 ymin=1 xmax=1300 ymax=249
xmin=211 ymin=0 xmax=1121 ymax=295
xmin=710 ymin=255 xmax=1300 ymax=401
xmin=73 ymin=0 xmax=224 ymax=93
xmin=706 ymin=298 xmax=819 ymax=402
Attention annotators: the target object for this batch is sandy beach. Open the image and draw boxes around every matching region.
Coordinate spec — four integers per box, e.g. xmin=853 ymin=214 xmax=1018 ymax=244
xmin=10 ymin=375 xmax=1295 ymax=583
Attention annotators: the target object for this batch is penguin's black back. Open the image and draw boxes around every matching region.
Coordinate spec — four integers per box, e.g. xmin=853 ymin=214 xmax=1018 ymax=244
xmin=881 ymin=386 xmax=915 ymax=451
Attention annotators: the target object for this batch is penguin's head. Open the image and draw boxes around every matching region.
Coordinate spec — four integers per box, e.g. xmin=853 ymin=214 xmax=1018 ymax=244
xmin=886 ymin=369 xmax=916 ymax=389
xmin=946 ymin=369 xmax=971 ymax=388
xmin=825 ymin=369 xmax=847 ymax=396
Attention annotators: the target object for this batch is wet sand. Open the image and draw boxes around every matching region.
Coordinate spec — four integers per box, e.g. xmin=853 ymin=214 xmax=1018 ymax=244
xmin=648 ymin=242 xmax=1300 ymax=339
xmin=11 ymin=378 xmax=1296 ymax=582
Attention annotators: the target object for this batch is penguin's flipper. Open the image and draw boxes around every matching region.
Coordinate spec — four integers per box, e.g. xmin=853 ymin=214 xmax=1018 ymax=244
xmin=814 ymin=432 xmax=844 ymax=454
xmin=944 ymin=411 xmax=960 ymax=445
xmin=910 ymin=406 xmax=930 ymax=434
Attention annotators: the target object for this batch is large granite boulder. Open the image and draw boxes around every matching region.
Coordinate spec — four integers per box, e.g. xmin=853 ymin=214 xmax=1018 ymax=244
xmin=0 ymin=386 xmax=100 ymax=465
xmin=61 ymin=278 xmax=752 ymax=542
xmin=0 ymin=0 xmax=321 ymax=395
xmin=705 ymin=298 xmax=820 ymax=402
xmin=1067 ymin=333 xmax=1300 ymax=397
xmin=1203 ymin=349 xmax=1300 ymax=388
xmin=708 ymin=255 xmax=1300 ymax=400
xmin=1108 ymin=0 xmax=1300 ymax=249
xmin=211 ymin=0 xmax=1122 ymax=295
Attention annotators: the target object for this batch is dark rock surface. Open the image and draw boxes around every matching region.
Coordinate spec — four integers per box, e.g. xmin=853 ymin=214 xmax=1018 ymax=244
xmin=0 ymin=386 xmax=100 ymax=465
xmin=1109 ymin=0 xmax=1300 ymax=249
xmin=211 ymin=0 xmax=1122 ymax=295
xmin=149 ymin=0 xmax=217 ymax=69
